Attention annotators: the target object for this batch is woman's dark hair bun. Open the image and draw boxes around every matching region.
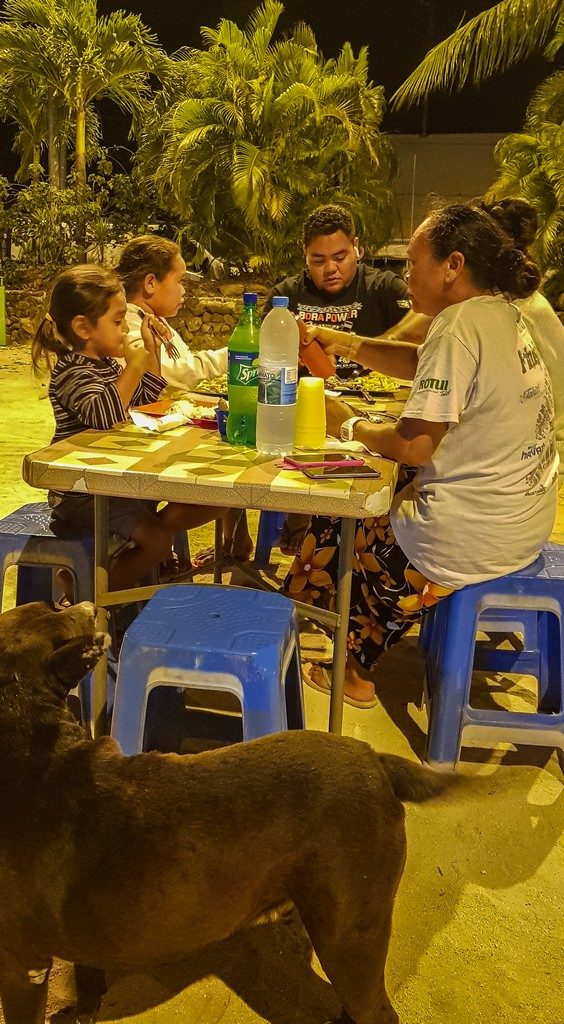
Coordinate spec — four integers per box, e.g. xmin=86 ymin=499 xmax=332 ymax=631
xmin=495 ymin=245 xmax=541 ymax=298
xmin=480 ymin=198 xmax=538 ymax=252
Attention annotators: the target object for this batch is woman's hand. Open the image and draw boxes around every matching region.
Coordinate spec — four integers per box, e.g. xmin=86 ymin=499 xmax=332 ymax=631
xmin=305 ymin=324 xmax=350 ymax=360
xmin=325 ymin=395 xmax=356 ymax=438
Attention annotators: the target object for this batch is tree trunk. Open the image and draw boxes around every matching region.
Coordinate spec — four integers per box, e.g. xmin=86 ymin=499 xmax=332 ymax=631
xmin=59 ymin=136 xmax=67 ymax=188
xmin=47 ymin=95 xmax=60 ymax=187
xmin=74 ymin=74 xmax=88 ymax=260
xmin=31 ymin=146 xmax=41 ymax=184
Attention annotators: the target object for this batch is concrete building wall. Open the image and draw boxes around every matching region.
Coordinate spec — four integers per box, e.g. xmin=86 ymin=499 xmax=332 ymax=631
xmin=387 ymin=133 xmax=504 ymax=241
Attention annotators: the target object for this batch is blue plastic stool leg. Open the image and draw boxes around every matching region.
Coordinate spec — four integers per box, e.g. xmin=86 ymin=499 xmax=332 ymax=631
xmin=425 ymin=593 xmax=477 ymax=767
xmin=255 ymin=512 xmax=286 ymax=565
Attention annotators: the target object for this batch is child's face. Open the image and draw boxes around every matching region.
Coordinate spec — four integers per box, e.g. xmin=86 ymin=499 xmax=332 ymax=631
xmin=82 ymin=291 xmax=129 ymax=360
xmin=148 ymin=255 xmax=187 ymax=318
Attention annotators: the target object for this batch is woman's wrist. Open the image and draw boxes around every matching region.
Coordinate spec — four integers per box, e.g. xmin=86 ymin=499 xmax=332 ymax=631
xmin=344 ymin=331 xmax=361 ymax=362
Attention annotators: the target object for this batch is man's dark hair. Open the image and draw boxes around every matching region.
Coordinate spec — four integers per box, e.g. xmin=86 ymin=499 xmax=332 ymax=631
xmin=302 ymin=205 xmax=355 ymax=248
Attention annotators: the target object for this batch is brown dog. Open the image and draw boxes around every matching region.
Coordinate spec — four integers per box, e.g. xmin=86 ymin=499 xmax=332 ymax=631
xmin=0 ymin=601 xmax=453 ymax=1024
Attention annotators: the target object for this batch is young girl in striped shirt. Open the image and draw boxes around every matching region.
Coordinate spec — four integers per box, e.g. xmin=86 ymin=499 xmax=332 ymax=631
xmin=32 ymin=265 xmax=225 ymax=596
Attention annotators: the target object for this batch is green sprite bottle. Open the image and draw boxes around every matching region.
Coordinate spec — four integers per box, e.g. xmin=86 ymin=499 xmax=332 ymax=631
xmin=226 ymin=292 xmax=260 ymax=446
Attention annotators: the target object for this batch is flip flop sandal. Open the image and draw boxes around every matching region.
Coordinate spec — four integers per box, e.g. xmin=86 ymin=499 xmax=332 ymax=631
xmin=299 ymin=632 xmax=333 ymax=663
xmin=304 ymin=663 xmax=379 ymax=710
xmin=191 ymin=545 xmax=216 ymax=570
xmin=192 ymin=546 xmax=251 ymax=571
xmin=159 ymin=553 xmax=193 ymax=583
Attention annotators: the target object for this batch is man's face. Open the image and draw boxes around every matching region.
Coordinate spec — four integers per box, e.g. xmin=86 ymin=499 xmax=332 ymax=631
xmin=304 ymin=230 xmax=359 ymax=295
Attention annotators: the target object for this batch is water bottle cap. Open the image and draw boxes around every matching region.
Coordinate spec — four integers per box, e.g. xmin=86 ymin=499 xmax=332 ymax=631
xmin=272 ymin=296 xmax=290 ymax=307
xmin=243 ymin=292 xmax=258 ymax=305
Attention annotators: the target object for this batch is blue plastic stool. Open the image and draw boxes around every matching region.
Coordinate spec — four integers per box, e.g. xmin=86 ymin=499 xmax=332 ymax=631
xmin=0 ymin=501 xmax=95 ymax=607
xmin=254 ymin=512 xmax=287 ymax=565
xmin=0 ymin=502 xmax=96 ymax=729
xmin=423 ymin=543 xmax=564 ymax=770
xmin=111 ymin=584 xmax=304 ymax=754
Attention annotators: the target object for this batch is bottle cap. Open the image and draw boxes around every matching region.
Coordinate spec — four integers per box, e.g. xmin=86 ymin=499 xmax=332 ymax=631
xmin=272 ymin=296 xmax=290 ymax=307
xmin=243 ymin=292 xmax=258 ymax=304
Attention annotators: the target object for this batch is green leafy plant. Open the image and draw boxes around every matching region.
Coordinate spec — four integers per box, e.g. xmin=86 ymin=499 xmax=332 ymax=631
xmin=483 ymin=71 xmax=564 ymax=276
xmin=135 ymin=1 xmax=397 ymax=281
xmin=391 ymin=0 xmax=562 ymax=109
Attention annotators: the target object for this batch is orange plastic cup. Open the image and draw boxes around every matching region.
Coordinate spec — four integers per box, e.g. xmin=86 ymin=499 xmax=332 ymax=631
xmin=297 ymin=319 xmax=335 ymax=379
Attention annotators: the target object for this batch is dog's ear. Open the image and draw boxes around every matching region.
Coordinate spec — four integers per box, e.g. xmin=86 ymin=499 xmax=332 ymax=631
xmin=45 ymin=633 xmax=109 ymax=693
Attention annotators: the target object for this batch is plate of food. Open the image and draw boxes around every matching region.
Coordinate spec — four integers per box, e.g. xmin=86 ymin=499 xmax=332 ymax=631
xmin=325 ymin=371 xmax=400 ymax=394
xmin=130 ymin=396 xmax=219 ymax=432
xmin=170 ymin=398 xmax=218 ymax=428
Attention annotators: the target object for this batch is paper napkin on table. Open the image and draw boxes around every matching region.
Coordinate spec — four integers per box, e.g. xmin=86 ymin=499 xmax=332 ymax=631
xmin=129 ymin=409 xmax=189 ymax=432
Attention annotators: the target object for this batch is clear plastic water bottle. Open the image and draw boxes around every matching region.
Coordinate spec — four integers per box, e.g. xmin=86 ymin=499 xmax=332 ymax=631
xmin=256 ymin=296 xmax=299 ymax=455
xmin=226 ymin=292 xmax=260 ymax=447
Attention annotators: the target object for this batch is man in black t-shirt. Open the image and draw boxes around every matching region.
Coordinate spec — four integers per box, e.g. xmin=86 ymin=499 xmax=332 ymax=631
xmin=263 ymin=204 xmax=428 ymax=552
xmin=263 ymin=204 xmax=414 ymax=378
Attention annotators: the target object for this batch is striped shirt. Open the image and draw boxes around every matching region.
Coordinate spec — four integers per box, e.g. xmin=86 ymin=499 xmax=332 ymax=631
xmin=49 ymin=352 xmax=166 ymax=443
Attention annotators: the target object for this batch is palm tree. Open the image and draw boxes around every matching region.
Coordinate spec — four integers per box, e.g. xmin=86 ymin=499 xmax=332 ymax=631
xmin=0 ymin=0 xmax=162 ymax=187
xmin=0 ymin=76 xmax=46 ymax=183
xmin=136 ymin=0 xmax=397 ymax=280
xmin=483 ymin=71 xmax=564 ymax=275
xmin=391 ymin=0 xmax=562 ymax=109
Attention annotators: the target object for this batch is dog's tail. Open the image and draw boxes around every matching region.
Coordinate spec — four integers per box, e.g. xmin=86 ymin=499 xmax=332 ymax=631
xmin=379 ymin=753 xmax=457 ymax=803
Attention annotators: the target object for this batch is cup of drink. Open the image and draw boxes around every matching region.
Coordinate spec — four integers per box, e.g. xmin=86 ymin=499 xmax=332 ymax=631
xmin=294 ymin=378 xmax=326 ymax=450
xmin=297 ymin=319 xmax=335 ymax=379
xmin=215 ymin=407 xmax=228 ymax=440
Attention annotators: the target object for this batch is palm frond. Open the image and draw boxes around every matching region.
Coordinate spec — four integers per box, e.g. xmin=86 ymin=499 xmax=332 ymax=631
xmin=392 ymin=0 xmax=561 ymax=109
xmin=525 ymin=71 xmax=564 ymax=130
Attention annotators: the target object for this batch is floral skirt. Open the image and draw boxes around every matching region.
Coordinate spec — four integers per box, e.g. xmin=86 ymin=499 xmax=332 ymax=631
xmin=284 ymin=482 xmax=454 ymax=672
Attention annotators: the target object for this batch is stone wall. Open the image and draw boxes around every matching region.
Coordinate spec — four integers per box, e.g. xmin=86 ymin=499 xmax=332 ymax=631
xmin=5 ymin=289 xmax=47 ymax=346
xmin=168 ymin=279 xmax=270 ymax=353
xmin=5 ymin=276 xmax=270 ymax=350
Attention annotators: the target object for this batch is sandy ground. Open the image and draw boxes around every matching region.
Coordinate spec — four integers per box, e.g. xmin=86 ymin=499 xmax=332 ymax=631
xmin=0 ymin=342 xmax=562 ymax=1024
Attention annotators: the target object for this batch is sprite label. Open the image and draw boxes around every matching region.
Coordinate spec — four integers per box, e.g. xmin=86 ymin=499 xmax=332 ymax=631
xmin=228 ymin=350 xmax=258 ymax=386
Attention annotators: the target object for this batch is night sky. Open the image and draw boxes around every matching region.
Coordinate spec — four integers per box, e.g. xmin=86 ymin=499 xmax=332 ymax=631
xmin=0 ymin=0 xmax=552 ymax=177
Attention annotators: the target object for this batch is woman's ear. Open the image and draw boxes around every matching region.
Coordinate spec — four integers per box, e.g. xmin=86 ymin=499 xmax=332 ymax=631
xmin=70 ymin=315 xmax=91 ymax=342
xmin=445 ymin=250 xmax=465 ymax=281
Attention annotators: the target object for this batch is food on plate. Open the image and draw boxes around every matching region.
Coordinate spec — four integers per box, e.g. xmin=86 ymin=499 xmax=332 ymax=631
xmin=170 ymin=399 xmax=217 ymax=421
xmin=192 ymin=374 xmax=228 ymax=396
xmin=326 ymin=371 xmax=399 ymax=393
xmin=192 ymin=370 xmax=399 ymax=396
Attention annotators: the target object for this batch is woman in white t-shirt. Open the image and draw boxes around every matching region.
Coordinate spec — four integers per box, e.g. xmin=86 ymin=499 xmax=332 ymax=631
xmin=480 ymin=198 xmax=564 ymax=484
xmin=287 ymin=203 xmax=558 ymax=708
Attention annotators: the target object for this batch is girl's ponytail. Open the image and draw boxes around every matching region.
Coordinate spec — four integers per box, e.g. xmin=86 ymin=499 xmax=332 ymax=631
xmin=32 ymin=313 xmax=70 ymax=376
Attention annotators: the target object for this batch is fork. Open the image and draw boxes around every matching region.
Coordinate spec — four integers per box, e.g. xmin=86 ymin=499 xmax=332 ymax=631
xmin=136 ymin=308 xmax=181 ymax=361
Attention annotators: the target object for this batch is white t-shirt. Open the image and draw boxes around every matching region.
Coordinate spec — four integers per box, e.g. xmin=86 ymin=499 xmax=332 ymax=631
xmin=517 ymin=291 xmax=564 ymax=482
xmin=391 ymin=295 xmax=558 ymax=589
xmin=125 ymin=305 xmax=227 ymax=391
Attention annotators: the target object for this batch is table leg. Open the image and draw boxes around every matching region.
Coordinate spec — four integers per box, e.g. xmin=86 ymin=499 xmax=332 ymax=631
xmin=92 ymin=494 xmax=109 ymax=738
xmin=213 ymin=518 xmax=223 ymax=584
xmin=328 ymin=517 xmax=355 ymax=735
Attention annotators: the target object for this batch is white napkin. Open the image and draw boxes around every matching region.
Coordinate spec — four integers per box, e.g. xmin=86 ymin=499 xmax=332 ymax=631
xmin=129 ymin=409 xmax=189 ymax=432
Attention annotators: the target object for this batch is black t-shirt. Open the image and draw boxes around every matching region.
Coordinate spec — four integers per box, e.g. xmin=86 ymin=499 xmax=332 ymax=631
xmin=263 ymin=263 xmax=410 ymax=377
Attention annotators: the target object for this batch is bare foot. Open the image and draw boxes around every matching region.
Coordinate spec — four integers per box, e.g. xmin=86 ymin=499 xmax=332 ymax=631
xmin=308 ymin=662 xmax=377 ymax=708
xmin=279 ymin=513 xmax=311 ymax=555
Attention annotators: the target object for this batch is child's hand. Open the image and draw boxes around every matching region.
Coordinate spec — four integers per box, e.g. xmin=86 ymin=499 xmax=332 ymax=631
xmin=122 ymin=333 xmax=151 ymax=370
xmin=124 ymin=313 xmax=162 ymax=374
